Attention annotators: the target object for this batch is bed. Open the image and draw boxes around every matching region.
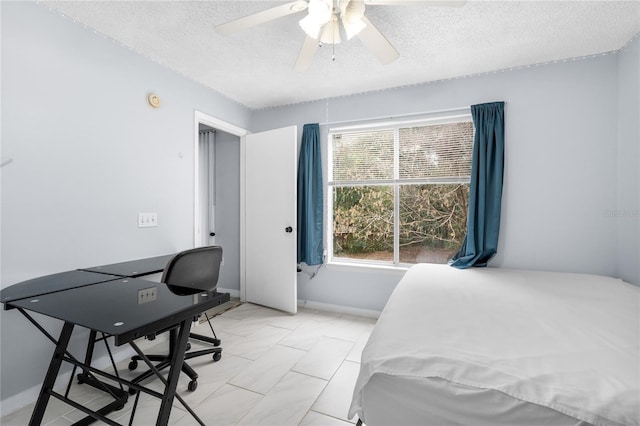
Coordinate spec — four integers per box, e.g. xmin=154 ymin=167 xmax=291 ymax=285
xmin=349 ymin=264 xmax=639 ymax=426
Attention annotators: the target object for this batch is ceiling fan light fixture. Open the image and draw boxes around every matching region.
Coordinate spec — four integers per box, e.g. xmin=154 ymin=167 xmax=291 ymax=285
xmin=299 ymin=14 xmax=322 ymax=39
xmin=319 ymin=15 xmax=341 ymax=44
xmin=340 ymin=0 xmax=366 ymax=39
xmin=341 ymin=0 xmax=365 ymax=20
xmin=299 ymin=0 xmax=333 ymax=39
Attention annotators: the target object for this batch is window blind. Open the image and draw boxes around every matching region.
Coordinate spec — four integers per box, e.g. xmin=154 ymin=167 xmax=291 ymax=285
xmin=332 ymin=129 xmax=394 ymax=181
xmin=331 ymin=121 xmax=474 ymax=183
xmin=399 ymin=122 xmax=474 ymax=179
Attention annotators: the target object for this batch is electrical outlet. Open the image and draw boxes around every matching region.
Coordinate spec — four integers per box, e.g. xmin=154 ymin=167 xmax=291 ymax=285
xmin=137 ymin=287 xmax=157 ymax=304
xmin=138 ymin=212 xmax=158 ymax=228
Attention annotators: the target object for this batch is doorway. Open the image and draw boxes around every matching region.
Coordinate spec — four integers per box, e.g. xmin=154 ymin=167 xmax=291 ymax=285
xmin=194 ymin=111 xmax=247 ymax=297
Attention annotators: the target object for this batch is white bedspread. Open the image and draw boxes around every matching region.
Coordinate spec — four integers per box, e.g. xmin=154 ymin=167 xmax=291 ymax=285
xmin=349 ymin=265 xmax=640 ymax=426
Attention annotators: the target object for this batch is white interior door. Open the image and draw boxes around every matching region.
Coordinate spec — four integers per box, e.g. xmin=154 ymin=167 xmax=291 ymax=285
xmin=244 ymin=126 xmax=297 ymax=314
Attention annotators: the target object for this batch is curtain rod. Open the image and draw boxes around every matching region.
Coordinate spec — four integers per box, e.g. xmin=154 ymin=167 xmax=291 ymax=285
xmin=318 ymin=105 xmax=471 ymax=128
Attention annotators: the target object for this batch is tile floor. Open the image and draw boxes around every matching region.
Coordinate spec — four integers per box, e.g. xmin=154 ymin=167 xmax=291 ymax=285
xmin=1 ymin=303 xmax=375 ymax=425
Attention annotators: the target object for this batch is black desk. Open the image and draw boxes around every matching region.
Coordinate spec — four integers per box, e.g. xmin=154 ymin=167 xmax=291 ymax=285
xmin=0 ymin=270 xmax=120 ymax=306
xmin=79 ymin=254 xmax=174 ymax=278
xmin=1 ymin=255 xmax=229 ymax=426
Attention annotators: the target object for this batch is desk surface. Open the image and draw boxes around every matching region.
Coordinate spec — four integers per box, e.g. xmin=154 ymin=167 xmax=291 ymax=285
xmin=8 ymin=277 xmax=229 ymax=345
xmin=1 ymin=254 xmax=175 ymax=307
xmin=80 ymin=254 xmax=174 ymax=278
xmin=0 ymin=270 xmax=120 ymax=306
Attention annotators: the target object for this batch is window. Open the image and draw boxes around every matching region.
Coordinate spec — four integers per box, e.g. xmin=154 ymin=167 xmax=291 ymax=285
xmin=328 ymin=116 xmax=474 ymax=266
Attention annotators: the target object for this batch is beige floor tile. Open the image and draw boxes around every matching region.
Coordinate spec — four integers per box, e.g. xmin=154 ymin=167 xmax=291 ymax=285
xmin=303 ymin=309 xmax=343 ymax=323
xmin=323 ymin=316 xmax=376 ymax=343
xmin=174 ymin=384 xmax=262 ymax=426
xmin=110 ymin=395 xmax=187 ymax=426
xmin=311 ymin=360 xmax=361 ymax=423
xmin=220 ymin=325 xmax=291 ymax=360
xmin=0 ymin=404 xmax=37 ymax=426
xmin=237 ymin=371 xmax=326 ymax=426
xmin=300 ymin=411 xmax=354 ymax=426
xmin=63 ymin=393 xmax=130 ymax=423
xmin=267 ymin=308 xmax=318 ymax=330
xmin=222 ymin=310 xmax=286 ymax=337
xmin=136 ymin=352 xmax=252 ymax=405
xmin=185 ymin=353 xmax=252 ymax=403
xmin=199 ymin=315 xmax=244 ymax=336
xmin=4 ymin=395 xmax=80 ymax=426
xmin=43 ymin=416 xmax=74 ymax=426
xmin=278 ymin=320 xmax=332 ymax=351
xmin=291 ymin=337 xmax=354 ymax=380
xmin=229 ymin=345 xmax=306 ymax=394
xmin=219 ymin=302 xmax=267 ymax=320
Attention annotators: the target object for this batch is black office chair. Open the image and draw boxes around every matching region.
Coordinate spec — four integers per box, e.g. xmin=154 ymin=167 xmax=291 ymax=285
xmin=128 ymin=246 xmax=224 ymax=392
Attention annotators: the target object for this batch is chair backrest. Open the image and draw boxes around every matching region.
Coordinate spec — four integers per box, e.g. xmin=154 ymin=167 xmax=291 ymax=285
xmin=162 ymin=246 xmax=223 ymax=295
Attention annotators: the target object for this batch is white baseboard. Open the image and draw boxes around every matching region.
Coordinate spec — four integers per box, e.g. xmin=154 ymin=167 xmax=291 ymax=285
xmin=217 ymin=287 xmax=240 ymax=298
xmin=217 ymin=287 xmax=377 ymax=319
xmin=297 ymin=299 xmax=381 ymax=319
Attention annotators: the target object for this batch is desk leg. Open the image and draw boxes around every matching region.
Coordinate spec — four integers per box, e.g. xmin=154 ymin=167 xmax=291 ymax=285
xmin=29 ymin=322 xmax=75 ymax=426
xmin=156 ymin=319 xmax=190 ymax=426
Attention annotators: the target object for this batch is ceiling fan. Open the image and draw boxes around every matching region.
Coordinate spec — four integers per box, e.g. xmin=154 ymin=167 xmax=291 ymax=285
xmin=214 ymin=0 xmax=466 ymax=72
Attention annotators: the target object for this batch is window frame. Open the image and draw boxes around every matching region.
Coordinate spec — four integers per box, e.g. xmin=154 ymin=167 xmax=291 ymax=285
xmin=326 ymin=113 xmax=474 ymax=269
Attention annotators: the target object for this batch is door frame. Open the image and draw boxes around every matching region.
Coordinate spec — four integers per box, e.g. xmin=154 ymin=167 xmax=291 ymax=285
xmin=193 ymin=110 xmax=248 ymax=252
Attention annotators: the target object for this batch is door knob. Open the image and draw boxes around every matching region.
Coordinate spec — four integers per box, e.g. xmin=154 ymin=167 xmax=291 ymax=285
xmin=285 ymin=226 xmax=293 ymax=233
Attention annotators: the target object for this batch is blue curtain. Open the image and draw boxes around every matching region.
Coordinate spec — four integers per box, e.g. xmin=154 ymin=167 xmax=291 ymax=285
xmin=450 ymin=102 xmax=505 ymax=269
xmin=297 ymin=123 xmax=324 ymax=265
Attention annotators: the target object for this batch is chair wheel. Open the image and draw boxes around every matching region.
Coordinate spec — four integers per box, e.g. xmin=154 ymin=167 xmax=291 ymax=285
xmin=212 ymin=352 xmax=222 ymax=362
xmin=186 ymin=342 xmax=191 ymax=351
xmin=128 ymin=360 xmax=138 ymax=371
xmin=187 ymin=380 xmax=198 ymax=392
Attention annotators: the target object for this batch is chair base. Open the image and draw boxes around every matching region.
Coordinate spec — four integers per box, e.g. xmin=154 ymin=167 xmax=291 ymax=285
xmin=128 ymin=328 xmax=222 ymax=394
xmin=189 ymin=332 xmax=221 ymax=347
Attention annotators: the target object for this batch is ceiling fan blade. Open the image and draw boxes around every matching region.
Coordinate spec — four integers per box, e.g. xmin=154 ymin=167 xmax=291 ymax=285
xmin=294 ymin=36 xmax=319 ymax=72
xmin=363 ymin=0 xmax=466 ymax=6
xmin=357 ymin=16 xmax=399 ymax=65
xmin=215 ymin=1 xmax=308 ymax=36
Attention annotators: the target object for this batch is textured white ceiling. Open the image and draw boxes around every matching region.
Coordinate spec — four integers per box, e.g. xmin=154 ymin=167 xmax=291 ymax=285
xmin=42 ymin=1 xmax=640 ymax=110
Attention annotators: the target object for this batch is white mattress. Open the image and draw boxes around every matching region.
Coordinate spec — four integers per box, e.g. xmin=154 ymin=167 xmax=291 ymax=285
xmin=349 ymin=265 xmax=640 ymax=426
xmin=361 ymin=374 xmax=593 ymax=426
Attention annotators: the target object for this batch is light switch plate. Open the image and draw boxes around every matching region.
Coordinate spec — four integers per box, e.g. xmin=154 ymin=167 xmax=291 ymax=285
xmin=138 ymin=212 xmax=158 ymax=228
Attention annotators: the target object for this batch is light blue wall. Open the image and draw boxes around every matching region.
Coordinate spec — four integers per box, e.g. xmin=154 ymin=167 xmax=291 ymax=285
xmin=616 ymin=36 xmax=640 ymax=285
xmin=0 ymin=1 xmax=250 ymax=403
xmin=253 ymin=51 xmax=628 ymax=311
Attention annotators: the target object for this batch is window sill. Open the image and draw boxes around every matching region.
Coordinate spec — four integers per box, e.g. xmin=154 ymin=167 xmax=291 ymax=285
xmin=326 ymin=259 xmax=411 ymax=274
